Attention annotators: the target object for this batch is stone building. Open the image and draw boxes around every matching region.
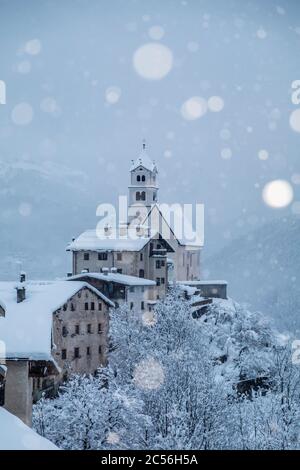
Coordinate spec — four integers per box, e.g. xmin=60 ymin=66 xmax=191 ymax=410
xmin=68 ymin=229 xmax=174 ymax=299
xmin=66 ymin=271 xmax=157 ymax=313
xmin=0 ymin=277 xmax=113 ymax=424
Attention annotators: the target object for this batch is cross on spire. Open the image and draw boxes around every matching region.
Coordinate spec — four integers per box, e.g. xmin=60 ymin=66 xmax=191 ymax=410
xmin=142 ymin=138 xmax=146 ymax=151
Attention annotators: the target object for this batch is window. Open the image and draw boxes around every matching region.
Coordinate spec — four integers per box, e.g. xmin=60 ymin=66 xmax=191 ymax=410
xmin=71 ymin=303 xmax=75 ymax=311
xmin=136 ymin=192 xmax=140 ymax=201
xmin=98 ymin=302 xmax=102 ymax=311
xmin=142 ymin=175 xmax=145 ymax=182
xmin=87 ymin=347 xmax=91 ymax=356
xmin=161 ymin=278 xmax=165 ymax=285
xmin=141 ymin=191 xmax=146 ymax=201
xmin=62 ymin=349 xmax=67 ymax=360
xmin=98 ymin=345 xmax=102 ymax=354
xmin=161 ymin=260 xmax=165 ymax=267
xmin=98 ymin=323 xmax=103 ymax=334
xmin=140 ymin=253 xmax=143 ymax=261
xmin=117 ymin=253 xmax=122 ymax=261
xmin=117 ymin=268 xmax=122 ymax=274
xmin=98 ymin=252 xmax=108 ymax=260
xmin=156 ymin=277 xmax=161 ymax=286
xmin=75 ymin=324 xmax=80 ymax=335
xmin=84 ymin=252 xmax=89 ymax=261
xmin=139 ymin=269 xmax=144 ymax=278
xmin=137 ymin=175 xmax=140 ymax=182
xmin=74 ymin=347 xmax=80 ymax=359
xmin=129 ymin=286 xmax=134 ymax=293
xmin=141 ymin=301 xmax=144 ymax=310
xmin=85 ymin=302 xmax=89 ymax=310
xmin=91 ymin=302 xmax=95 ymax=311
xmin=130 ymin=302 xmax=134 ymax=310
xmin=156 ymin=260 xmax=161 ymax=269
xmin=62 ymin=326 xmax=68 ymax=337
xmin=87 ymin=324 xmax=92 ymax=334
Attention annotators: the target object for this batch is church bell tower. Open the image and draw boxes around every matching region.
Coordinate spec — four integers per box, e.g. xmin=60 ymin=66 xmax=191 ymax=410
xmin=128 ymin=140 xmax=158 ymax=225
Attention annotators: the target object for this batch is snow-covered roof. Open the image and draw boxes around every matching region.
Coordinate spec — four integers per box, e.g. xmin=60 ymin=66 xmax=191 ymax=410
xmin=144 ymin=204 xmax=204 ymax=247
xmin=177 ymin=280 xmax=228 ymax=285
xmin=67 ymin=229 xmax=155 ymax=252
xmin=67 ymin=272 xmax=156 ymax=287
xmin=130 ymin=151 xmax=157 ymax=173
xmin=0 ymin=407 xmax=58 ymax=450
xmin=0 ymin=280 xmax=113 ymax=361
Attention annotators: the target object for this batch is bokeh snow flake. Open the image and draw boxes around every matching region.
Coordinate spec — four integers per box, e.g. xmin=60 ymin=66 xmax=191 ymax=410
xmin=106 ymin=431 xmax=120 ymax=445
xmin=17 ymin=60 xmax=31 ymax=74
xmin=11 ymin=102 xmax=33 ymax=126
xmin=208 ymin=96 xmax=224 ymax=112
xmin=187 ymin=41 xmax=199 ymax=52
xmin=221 ymin=148 xmax=232 ymax=160
xmin=164 ymin=149 xmax=172 ymax=159
xmin=148 ymin=25 xmax=165 ymax=41
xmin=133 ymin=357 xmax=165 ymax=390
xmin=256 ymin=28 xmax=267 ymax=39
xmin=262 ymin=180 xmax=293 ymax=208
xmin=105 ymin=86 xmax=121 ymax=104
xmin=220 ymin=128 xmax=231 ymax=140
xmin=258 ymin=149 xmax=269 ymax=161
xmin=181 ymin=96 xmax=207 ymax=120
xmin=24 ymin=39 xmax=42 ymax=55
xmin=40 ymin=97 xmax=61 ymax=117
xmin=133 ymin=43 xmax=173 ymax=80
xmin=19 ymin=202 xmax=32 ymax=217
xmin=289 ymin=109 xmax=300 ymax=133
xmin=142 ymin=311 xmax=157 ymax=326
xmin=291 ymin=173 xmax=300 ymax=185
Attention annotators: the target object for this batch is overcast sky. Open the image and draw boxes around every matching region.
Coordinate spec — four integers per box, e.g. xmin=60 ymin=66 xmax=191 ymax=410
xmin=0 ymin=0 xmax=300 ymax=262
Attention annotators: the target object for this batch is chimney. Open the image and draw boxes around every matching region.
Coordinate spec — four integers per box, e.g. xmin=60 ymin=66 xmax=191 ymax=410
xmin=16 ymin=272 xmax=26 ymax=303
xmin=111 ymin=267 xmax=117 ymax=274
xmin=102 ymin=267 xmax=109 ymax=276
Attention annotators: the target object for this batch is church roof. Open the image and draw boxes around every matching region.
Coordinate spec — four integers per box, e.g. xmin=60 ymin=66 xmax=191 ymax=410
xmin=144 ymin=204 xmax=204 ymax=248
xmin=130 ymin=148 xmax=157 ymax=173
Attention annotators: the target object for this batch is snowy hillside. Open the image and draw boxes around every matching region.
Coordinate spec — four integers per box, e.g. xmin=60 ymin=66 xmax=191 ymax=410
xmin=206 ymin=216 xmax=300 ymax=333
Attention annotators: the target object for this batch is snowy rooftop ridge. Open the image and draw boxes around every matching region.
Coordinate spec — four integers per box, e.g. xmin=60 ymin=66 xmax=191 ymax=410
xmin=66 ymin=272 xmax=156 ymax=287
xmin=67 ymin=228 xmax=157 ymax=252
xmin=0 ymin=407 xmax=58 ymax=450
xmin=0 ymin=280 xmax=113 ymax=361
xmin=130 ymin=146 xmax=157 ymax=173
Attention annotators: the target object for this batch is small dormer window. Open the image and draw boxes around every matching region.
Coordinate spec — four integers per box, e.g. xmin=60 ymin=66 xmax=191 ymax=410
xmin=137 ymin=175 xmax=141 ymax=182
xmin=142 ymin=175 xmax=145 ymax=182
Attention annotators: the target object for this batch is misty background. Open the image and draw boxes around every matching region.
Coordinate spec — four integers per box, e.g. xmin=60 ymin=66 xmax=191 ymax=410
xmin=0 ymin=0 xmax=300 ymax=331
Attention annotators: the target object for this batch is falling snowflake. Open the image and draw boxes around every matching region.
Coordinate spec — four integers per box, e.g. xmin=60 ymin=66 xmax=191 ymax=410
xmin=133 ymin=43 xmax=173 ymax=80
xmin=181 ymin=96 xmax=207 ymax=120
xmin=262 ymin=180 xmax=293 ymax=208
xmin=133 ymin=357 xmax=165 ymax=390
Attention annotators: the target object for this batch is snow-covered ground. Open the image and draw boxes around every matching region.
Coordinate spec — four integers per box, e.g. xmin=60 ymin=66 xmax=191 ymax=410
xmin=0 ymin=407 xmax=58 ymax=450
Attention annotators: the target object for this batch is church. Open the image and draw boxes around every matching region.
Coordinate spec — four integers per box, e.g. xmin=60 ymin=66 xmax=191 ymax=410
xmin=68 ymin=143 xmax=203 ymax=292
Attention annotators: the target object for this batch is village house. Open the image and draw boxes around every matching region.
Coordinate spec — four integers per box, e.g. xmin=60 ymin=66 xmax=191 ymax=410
xmin=67 ymin=229 xmax=173 ymax=299
xmin=0 ymin=275 xmax=113 ymax=424
xmin=66 ymin=270 xmax=157 ymax=313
